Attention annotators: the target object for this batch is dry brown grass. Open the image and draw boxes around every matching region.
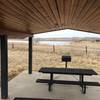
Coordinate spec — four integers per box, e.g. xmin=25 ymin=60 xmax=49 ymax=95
xmin=8 ymin=41 xmax=100 ymax=80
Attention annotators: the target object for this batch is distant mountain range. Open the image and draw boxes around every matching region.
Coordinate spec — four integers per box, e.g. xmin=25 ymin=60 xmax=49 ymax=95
xmin=33 ymin=37 xmax=100 ymax=42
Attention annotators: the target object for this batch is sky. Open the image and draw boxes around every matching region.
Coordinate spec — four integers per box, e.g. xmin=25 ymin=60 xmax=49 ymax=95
xmin=34 ymin=29 xmax=100 ymax=38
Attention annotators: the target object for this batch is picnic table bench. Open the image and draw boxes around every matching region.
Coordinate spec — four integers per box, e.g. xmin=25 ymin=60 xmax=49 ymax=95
xmin=36 ymin=67 xmax=100 ymax=94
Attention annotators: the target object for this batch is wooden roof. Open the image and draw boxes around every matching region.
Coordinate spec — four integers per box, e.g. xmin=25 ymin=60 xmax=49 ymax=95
xmin=0 ymin=0 xmax=100 ymax=38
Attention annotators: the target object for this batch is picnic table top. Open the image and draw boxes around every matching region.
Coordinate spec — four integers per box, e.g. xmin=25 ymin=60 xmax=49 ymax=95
xmin=39 ymin=67 xmax=97 ymax=75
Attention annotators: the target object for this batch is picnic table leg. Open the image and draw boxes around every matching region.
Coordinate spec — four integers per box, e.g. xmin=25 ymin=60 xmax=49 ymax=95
xmin=79 ymin=75 xmax=86 ymax=94
xmin=65 ymin=62 xmax=67 ymax=68
xmin=79 ymin=75 xmax=83 ymax=83
xmin=48 ymin=73 xmax=53 ymax=91
xmin=83 ymin=85 xmax=86 ymax=94
xmin=79 ymin=75 xmax=83 ymax=87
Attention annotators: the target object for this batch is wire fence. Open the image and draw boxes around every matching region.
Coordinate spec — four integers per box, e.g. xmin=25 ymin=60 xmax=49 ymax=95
xmin=8 ymin=43 xmax=100 ymax=58
xmin=31 ymin=44 xmax=100 ymax=57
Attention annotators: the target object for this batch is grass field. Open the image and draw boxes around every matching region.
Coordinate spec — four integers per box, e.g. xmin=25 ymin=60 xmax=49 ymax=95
xmin=8 ymin=41 xmax=100 ymax=80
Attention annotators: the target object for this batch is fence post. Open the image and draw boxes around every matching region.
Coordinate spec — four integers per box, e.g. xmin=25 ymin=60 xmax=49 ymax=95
xmin=12 ymin=43 xmax=14 ymax=49
xmin=85 ymin=46 xmax=87 ymax=54
xmin=53 ymin=45 xmax=55 ymax=53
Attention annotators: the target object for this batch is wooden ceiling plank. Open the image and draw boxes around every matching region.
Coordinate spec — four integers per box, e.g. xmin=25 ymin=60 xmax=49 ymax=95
xmin=79 ymin=0 xmax=100 ymax=28
xmin=9 ymin=0 xmax=50 ymax=29
xmin=0 ymin=14 xmax=26 ymax=27
xmin=0 ymin=16 xmax=26 ymax=31
xmin=31 ymin=0 xmax=55 ymax=27
xmin=0 ymin=0 xmax=30 ymax=24
xmin=56 ymin=0 xmax=65 ymax=28
xmin=64 ymin=0 xmax=69 ymax=27
xmin=65 ymin=0 xmax=73 ymax=27
xmin=18 ymin=0 xmax=53 ymax=29
xmin=76 ymin=0 xmax=96 ymax=27
xmin=0 ymin=1 xmax=32 ymax=27
xmin=70 ymin=0 xmax=79 ymax=28
xmin=68 ymin=0 xmax=79 ymax=28
xmin=38 ymin=0 xmax=57 ymax=28
xmin=81 ymin=12 xmax=100 ymax=29
xmin=0 ymin=0 xmax=50 ymax=31
xmin=0 ymin=7 xmax=49 ymax=34
xmin=47 ymin=0 xmax=61 ymax=27
xmin=38 ymin=0 xmax=58 ymax=26
xmin=2 ymin=0 xmax=49 ymax=30
xmin=71 ymin=0 xmax=87 ymax=28
xmin=0 ymin=8 xmax=44 ymax=30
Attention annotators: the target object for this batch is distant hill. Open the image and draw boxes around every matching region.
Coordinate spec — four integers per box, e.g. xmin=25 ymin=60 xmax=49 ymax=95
xmin=33 ymin=37 xmax=100 ymax=42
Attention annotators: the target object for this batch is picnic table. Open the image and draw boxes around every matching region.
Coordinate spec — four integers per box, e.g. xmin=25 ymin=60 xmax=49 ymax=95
xmin=36 ymin=67 xmax=100 ymax=94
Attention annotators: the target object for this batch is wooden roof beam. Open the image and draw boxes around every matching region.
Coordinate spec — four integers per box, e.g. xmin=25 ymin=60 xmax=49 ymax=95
xmin=0 ymin=27 xmax=33 ymax=38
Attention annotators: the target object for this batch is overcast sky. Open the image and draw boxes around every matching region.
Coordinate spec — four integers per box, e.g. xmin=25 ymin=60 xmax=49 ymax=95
xmin=34 ymin=29 xmax=100 ymax=38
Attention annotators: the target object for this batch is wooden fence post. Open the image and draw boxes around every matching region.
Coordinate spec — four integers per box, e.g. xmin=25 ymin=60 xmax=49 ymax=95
xmin=85 ymin=46 xmax=87 ymax=54
xmin=12 ymin=43 xmax=14 ymax=49
xmin=53 ymin=45 xmax=55 ymax=53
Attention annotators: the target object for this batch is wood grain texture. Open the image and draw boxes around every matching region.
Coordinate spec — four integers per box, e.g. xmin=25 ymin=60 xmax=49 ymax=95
xmin=0 ymin=0 xmax=100 ymax=38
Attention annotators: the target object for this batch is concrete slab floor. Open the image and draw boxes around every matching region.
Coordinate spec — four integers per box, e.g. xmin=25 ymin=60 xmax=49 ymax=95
xmin=0 ymin=70 xmax=100 ymax=100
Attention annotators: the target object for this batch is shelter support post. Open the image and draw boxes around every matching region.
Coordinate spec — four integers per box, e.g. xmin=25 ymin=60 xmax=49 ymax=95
xmin=0 ymin=35 xmax=8 ymax=99
xmin=28 ymin=36 xmax=33 ymax=74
